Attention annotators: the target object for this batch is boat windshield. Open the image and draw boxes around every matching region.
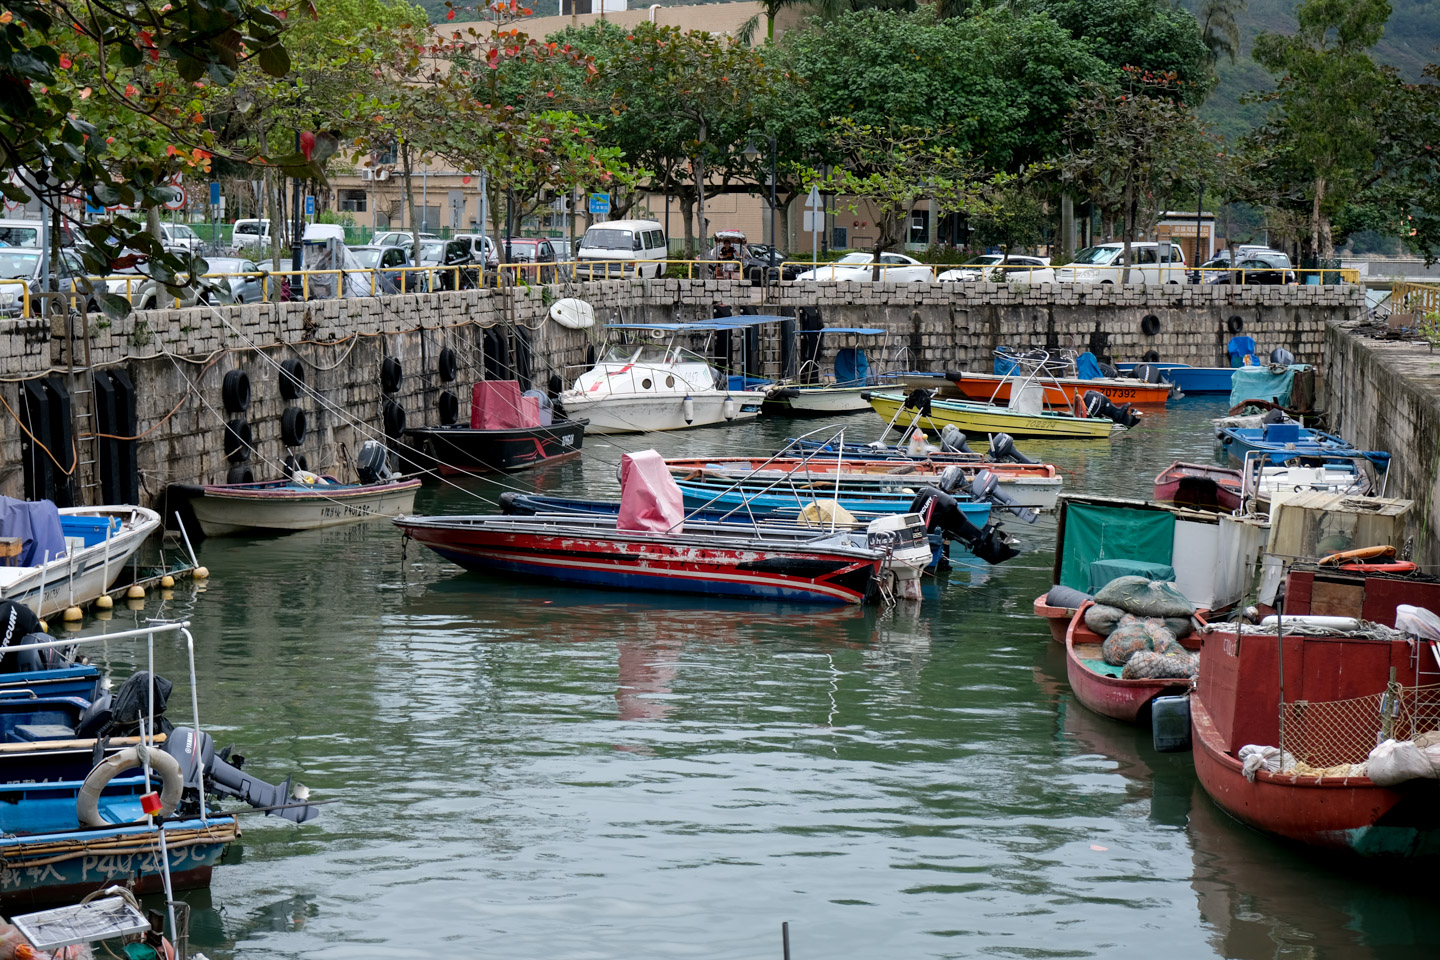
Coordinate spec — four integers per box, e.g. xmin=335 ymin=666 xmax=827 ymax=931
xmin=601 ymin=343 xmax=670 ymax=364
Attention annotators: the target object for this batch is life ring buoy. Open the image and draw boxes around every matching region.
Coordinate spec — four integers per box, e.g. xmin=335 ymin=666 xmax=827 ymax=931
xmin=279 ymin=359 xmax=306 ymax=400
xmin=77 ymin=745 xmax=183 ymax=827
xmin=1319 ymin=545 xmax=1396 ymax=566
xmin=1339 ymin=560 xmax=1418 ymax=573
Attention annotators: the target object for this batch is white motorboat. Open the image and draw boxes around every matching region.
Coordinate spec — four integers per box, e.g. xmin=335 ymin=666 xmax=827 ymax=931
xmin=559 ymin=319 xmax=776 ymax=434
xmin=766 ymin=326 xmax=898 ymax=414
xmin=0 ymin=504 xmax=160 ymax=617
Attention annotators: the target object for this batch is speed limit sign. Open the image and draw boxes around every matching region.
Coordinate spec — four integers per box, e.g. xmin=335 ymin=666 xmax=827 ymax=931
xmin=161 ymin=184 xmax=186 ymax=211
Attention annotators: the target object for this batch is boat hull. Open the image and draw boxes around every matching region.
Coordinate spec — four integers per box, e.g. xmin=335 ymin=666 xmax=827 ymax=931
xmin=1117 ymin=363 xmax=1235 ymax=394
xmin=559 ymin=391 xmax=766 ymax=434
xmin=0 ymin=507 xmax=159 ymax=618
xmin=674 ymin=482 xmax=993 ymax=526
xmin=406 ymin=420 xmax=587 ymax=475
xmin=951 ymin=372 xmax=1172 ymax=407
xmin=775 ymin=386 xmax=875 ymax=414
xmin=1034 ymin=593 xmax=1076 ymax=643
xmin=868 ymin=393 xmax=1119 ymax=439
xmin=0 ymin=818 xmax=238 ymax=906
xmin=180 ymin=479 xmax=421 ymax=536
xmin=1192 ymin=695 xmax=1440 ymax=856
xmin=396 ymin=517 xmax=883 ymax=605
xmin=1153 ymin=461 xmax=1243 ymax=512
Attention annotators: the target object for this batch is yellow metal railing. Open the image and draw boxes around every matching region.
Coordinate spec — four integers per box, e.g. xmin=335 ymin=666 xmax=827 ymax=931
xmin=1393 ymin=280 xmax=1440 ymax=316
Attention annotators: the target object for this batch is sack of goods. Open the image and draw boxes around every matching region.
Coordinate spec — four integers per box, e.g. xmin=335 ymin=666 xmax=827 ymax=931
xmin=1099 ymin=612 xmax=1199 ymax=679
xmin=1093 ymin=575 xmax=1196 ymax=620
xmin=1366 ymin=731 xmax=1440 ymax=786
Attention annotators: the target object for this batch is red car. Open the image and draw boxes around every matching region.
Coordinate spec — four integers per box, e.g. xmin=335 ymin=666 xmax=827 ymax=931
xmin=502 ymin=238 xmax=557 ymax=283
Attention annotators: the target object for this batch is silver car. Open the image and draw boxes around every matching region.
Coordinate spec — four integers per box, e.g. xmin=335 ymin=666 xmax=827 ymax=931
xmin=201 ymin=257 xmax=267 ymax=304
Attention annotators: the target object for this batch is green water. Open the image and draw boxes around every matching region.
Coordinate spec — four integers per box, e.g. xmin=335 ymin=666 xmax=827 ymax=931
xmin=77 ymin=399 xmax=1439 ymax=959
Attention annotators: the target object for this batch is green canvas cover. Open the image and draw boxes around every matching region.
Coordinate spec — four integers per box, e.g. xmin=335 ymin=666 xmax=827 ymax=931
xmin=1087 ymin=559 xmax=1177 ymax=594
xmin=1059 ymin=502 xmax=1176 ymax=591
xmin=1228 ymin=364 xmax=1303 ymax=408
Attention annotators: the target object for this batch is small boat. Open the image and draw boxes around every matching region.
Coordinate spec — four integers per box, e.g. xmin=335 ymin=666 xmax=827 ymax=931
xmin=947 ymin=370 xmax=1172 ymax=407
xmin=1153 ymin=461 xmax=1243 ymax=513
xmin=1034 ymin=589 xmax=1084 ymax=643
xmin=0 ymin=502 xmax=160 ymax=618
xmin=1117 ymin=362 xmax=1235 ymax=394
xmin=395 ymin=450 xmax=934 ymax=604
xmin=765 ymin=327 xmax=897 ymax=414
xmin=557 ymin=317 xmax=776 ymax=433
xmin=168 ymin=443 xmax=419 ymax=537
xmin=672 ymin=479 xmax=993 ymax=527
xmin=1064 ymin=601 xmax=1202 ymax=723
xmin=1192 ymin=566 xmax=1440 ymax=856
xmin=405 ymin=381 xmax=587 ymax=475
xmin=867 ymin=391 xmax=1125 ymax=439
xmin=665 ymin=456 xmax=1062 ymax=511
xmin=0 ymin=616 xmax=317 ymax=904
xmin=1217 ymin=420 xmax=1386 ymax=466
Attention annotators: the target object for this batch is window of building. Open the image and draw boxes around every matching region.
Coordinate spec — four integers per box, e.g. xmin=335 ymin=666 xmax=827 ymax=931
xmin=831 ymin=226 xmax=848 ymax=249
xmin=339 ymin=189 xmax=367 ymax=213
xmin=909 ymin=210 xmax=930 ymax=245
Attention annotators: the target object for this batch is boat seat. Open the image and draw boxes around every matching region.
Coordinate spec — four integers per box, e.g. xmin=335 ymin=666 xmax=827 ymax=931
xmin=1263 ymin=422 xmax=1302 ymax=443
xmin=12 ymin=723 xmax=77 ymax=742
xmin=0 ymin=537 xmax=20 ymax=567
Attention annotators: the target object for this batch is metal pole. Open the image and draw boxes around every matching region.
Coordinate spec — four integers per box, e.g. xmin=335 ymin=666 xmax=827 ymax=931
xmin=421 ymin=169 xmax=428 ymax=233
xmin=290 ymin=132 xmax=303 ymax=274
xmin=769 ymin=134 xmax=778 ymax=262
xmin=782 ymin=922 xmax=791 ymax=960
xmin=1195 ymin=182 xmax=1204 ymax=281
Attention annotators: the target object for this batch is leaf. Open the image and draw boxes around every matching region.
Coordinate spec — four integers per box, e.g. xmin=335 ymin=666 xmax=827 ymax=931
xmin=257 ymin=43 xmax=290 ymax=78
xmin=95 ymin=291 xmax=132 ymax=321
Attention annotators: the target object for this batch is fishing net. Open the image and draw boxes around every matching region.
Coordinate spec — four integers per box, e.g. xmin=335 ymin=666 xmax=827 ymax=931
xmin=1121 ymin=650 xmax=1198 ymax=680
xmin=1093 ymin=576 xmax=1195 ymax=619
xmin=1281 ymin=682 xmax=1440 ymax=768
xmin=1101 ymin=615 xmax=1180 ymax=667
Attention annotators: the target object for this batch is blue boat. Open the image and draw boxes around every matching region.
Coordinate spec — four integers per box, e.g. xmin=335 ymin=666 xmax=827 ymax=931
xmin=1217 ymin=420 xmax=1390 ymax=467
xmin=673 ymin=480 xmax=993 ymax=527
xmin=1117 ymin=362 xmax=1235 ymax=394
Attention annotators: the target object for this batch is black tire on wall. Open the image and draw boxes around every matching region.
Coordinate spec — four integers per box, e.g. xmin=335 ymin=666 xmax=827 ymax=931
xmin=381 ymin=356 xmax=403 ymax=393
xmin=222 ymin=369 xmax=251 ymax=413
xmin=279 ymin=359 xmax=306 ymax=400
xmin=224 ymin=418 xmax=253 ymax=463
xmin=438 ymin=347 xmax=458 ymax=383
xmin=281 ymin=406 xmax=307 ymax=447
xmin=1227 ymin=315 xmax=1245 ymax=334
xmin=226 ymin=463 xmax=255 ymax=484
xmin=1140 ymin=314 xmax=1161 ymax=336
xmin=438 ymin=390 xmax=460 ymax=425
xmin=1142 ymin=349 xmax=1161 ymax=363
xmin=283 ymin=453 xmax=310 ymax=474
xmin=383 ymin=399 xmax=407 ymax=439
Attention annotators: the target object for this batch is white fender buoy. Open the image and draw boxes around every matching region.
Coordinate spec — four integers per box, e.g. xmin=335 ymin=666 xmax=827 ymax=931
xmin=193 ymin=566 xmax=210 ymax=580
xmin=77 ymin=746 xmax=184 ymax=827
xmin=63 ymin=606 xmax=83 ymax=622
xmin=94 ymin=594 xmax=114 ymax=610
xmin=126 ymin=584 xmax=145 ymax=599
xmin=550 ymin=298 xmax=596 ymax=329
xmin=682 ymin=396 xmax=695 ymax=424
xmin=723 ymin=397 xmax=737 ymax=420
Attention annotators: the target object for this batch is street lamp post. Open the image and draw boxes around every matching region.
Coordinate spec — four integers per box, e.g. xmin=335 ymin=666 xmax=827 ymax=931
xmin=742 ymin=133 xmax=779 ymax=278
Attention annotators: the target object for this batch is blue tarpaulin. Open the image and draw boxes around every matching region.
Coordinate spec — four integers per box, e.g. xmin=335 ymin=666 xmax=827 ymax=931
xmin=1226 ymin=336 xmax=1258 ymax=367
xmin=1075 ymin=352 xmax=1103 ymax=380
xmin=0 ymin=497 xmax=65 ymax=566
xmin=835 ymin=348 xmax=869 ymax=385
xmin=1229 ymin=364 xmax=1304 ymax=408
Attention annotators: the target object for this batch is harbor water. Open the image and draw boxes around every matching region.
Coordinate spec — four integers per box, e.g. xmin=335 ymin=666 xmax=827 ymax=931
xmin=80 ymin=399 xmax=1439 ymax=959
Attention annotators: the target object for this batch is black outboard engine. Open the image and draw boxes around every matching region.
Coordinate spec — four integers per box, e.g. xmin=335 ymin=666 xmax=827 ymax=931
xmin=162 ymin=726 xmax=320 ymax=824
xmin=1269 ymin=347 xmax=1295 ymax=366
xmin=939 ymin=424 xmax=972 ymax=454
xmin=937 ymin=465 xmax=966 ymax=494
xmin=967 ymin=469 xmax=1038 ymax=524
xmin=1097 ymin=361 xmax=1120 ymax=379
xmin=1132 ymin=363 xmax=1164 ymax=384
xmin=1083 ymin=390 xmax=1142 ymax=428
xmin=987 ymin=432 xmax=1035 ymax=465
xmin=901 ymin=388 xmax=933 ymax=417
xmin=356 ymin=439 xmax=393 ymax=484
xmin=908 ymin=486 xmax=1020 ymax=565
xmin=1261 ymin=406 xmax=1288 ymax=425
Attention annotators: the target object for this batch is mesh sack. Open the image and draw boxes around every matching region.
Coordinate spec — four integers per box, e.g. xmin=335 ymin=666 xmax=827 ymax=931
xmin=1102 ymin=615 xmax=1152 ymax=666
xmin=1083 ymin=603 xmax=1126 ymax=637
xmin=1120 ymin=650 xmax=1198 ymax=680
xmin=1093 ymin=576 xmax=1196 ymax=619
xmin=1165 ymin=616 xmax=1194 ymax=639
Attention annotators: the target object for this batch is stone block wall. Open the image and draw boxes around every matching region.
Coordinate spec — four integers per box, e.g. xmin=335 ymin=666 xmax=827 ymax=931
xmin=0 ymin=278 xmax=1361 ymax=503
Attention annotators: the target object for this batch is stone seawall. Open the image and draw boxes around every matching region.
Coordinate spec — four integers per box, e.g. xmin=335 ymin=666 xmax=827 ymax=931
xmin=1322 ymin=320 xmax=1440 ymax=569
xmin=0 ymin=278 xmax=1360 ymax=505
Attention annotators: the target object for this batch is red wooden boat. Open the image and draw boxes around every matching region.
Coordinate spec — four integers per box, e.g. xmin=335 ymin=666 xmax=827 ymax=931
xmin=1152 ymin=461 xmax=1242 ymax=513
xmin=1034 ymin=593 xmax=1076 ymax=643
xmin=947 ymin=371 xmax=1174 ymax=407
xmin=1193 ymin=567 xmax=1440 ymax=856
xmin=1064 ymin=601 xmax=1202 ymax=723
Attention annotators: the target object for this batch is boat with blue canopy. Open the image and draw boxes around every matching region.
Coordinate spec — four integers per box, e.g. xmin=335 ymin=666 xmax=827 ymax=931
xmin=1116 ymin=362 xmax=1235 ymax=394
xmin=765 ymin=327 xmax=899 ymax=414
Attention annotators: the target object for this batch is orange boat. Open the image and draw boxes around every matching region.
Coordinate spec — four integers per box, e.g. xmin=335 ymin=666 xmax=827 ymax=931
xmin=948 ymin=371 xmax=1174 ymax=407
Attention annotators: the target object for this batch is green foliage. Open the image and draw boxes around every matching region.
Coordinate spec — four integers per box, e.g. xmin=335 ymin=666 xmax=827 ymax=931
xmin=1036 ymin=0 xmax=1213 ymax=103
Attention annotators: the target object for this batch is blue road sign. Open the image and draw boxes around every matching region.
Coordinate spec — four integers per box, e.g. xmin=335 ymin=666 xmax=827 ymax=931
xmin=588 ymin=193 xmax=610 ymax=216
xmin=305 ymin=195 xmax=316 ymax=216
xmin=210 ymin=181 xmax=221 ymax=206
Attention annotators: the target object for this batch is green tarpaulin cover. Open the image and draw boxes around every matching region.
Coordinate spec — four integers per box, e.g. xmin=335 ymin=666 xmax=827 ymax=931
xmin=1229 ymin=364 xmax=1306 ymax=408
xmin=1059 ymin=502 xmax=1176 ymax=591
xmin=1087 ymin=559 xmax=1178 ymax=594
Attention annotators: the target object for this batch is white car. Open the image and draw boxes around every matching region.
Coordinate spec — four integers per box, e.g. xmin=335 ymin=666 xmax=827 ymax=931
xmin=374 ymin=230 xmax=439 ymax=248
xmin=792 ymin=252 xmax=934 ymax=283
xmin=939 ymin=254 xmax=1054 ymax=283
xmin=158 ymin=223 xmax=204 ymax=254
xmin=1054 ymin=242 xmax=1187 ymax=284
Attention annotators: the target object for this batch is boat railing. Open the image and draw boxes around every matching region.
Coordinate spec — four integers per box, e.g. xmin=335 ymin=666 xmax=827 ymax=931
xmin=5 ymin=618 xmax=202 ymax=947
xmin=1238 ymin=449 xmax=1388 ymax=512
xmin=987 ymin=348 xmax=1070 ymax=411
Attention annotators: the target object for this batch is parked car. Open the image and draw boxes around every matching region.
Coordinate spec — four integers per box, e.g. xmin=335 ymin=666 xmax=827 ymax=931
xmin=938 ymin=254 xmax=1054 ymax=283
xmin=792 ymin=251 xmax=935 ymax=283
xmin=350 ymin=244 xmax=415 ymax=293
xmin=0 ymin=218 xmax=45 ymax=247
xmin=374 ymin=229 xmax=440 ymax=248
xmin=102 ymin=264 xmax=201 ymax=310
xmin=157 ymin=222 xmax=204 ymax=254
xmin=418 ymin=238 xmax=479 ymax=290
xmin=200 ymin=257 xmax=266 ymax=304
xmin=1202 ymin=254 xmax=1297 ymax=285
xmin=231 ymin=218 xmax=272 ymax=251
xmin=503 ymin=238 xmax=557 ymax=282
xmin=452 ymin=233 xmax=501 ymax=273
xmin=549 ymin=238 xmax=574 ymax=278
xmin=742 ymin=247 xmax=800 ymax=283
xmin=1053 ymin=242 xmax=1187 ymax=284
xmin=575 ymin=219 xmax=667 ymax=278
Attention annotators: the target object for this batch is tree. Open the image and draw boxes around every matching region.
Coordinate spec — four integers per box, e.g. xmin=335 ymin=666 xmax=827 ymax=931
xmin=1367 ymin=63 xmax=1440 ymax=264
xmin=1250 ymin=0 xmax=1392 ymax=259
xmin=969 ymin=175 xmax=1052 ymax=262
xmin=1037 ymin=0 xmax=1214 ymax=103
xmin=1198 ymin=0 xmax=1245 ymax=68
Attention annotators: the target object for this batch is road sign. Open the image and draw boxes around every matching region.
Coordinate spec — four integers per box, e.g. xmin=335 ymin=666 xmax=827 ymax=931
xmin=210 ymin=181 xmax=220 ymax=206
xmin=588 ymin=193 xmax=610 ymax=216
xmin=305 ymin=195 xmax=316 ymax=217
xmin=805 ymin=184 xmax=822 ymax=209
xmin=161 ymin=185 xmax=186 ymax=211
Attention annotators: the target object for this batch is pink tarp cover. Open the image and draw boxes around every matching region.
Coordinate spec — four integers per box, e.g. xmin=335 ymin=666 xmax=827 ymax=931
xmin=471 ymin=381 xmax=540 ymax=430
xmin=617 ymin=450 xmax=685 ymax=534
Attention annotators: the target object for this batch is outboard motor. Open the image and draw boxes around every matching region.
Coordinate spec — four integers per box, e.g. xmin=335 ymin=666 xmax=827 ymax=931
xmin=1083 ymin=390 xmax=1142 ymax=428
xmin=908 ymin=486 xmax=1020 ymax=565
xmin=356 ymin=439 xmax=393 ymax=484
xmin=1097 ymin=361 xmax=1119 ymax=379
xmin=1132 ymin=363 xmax=1164 ymax=384
xmin=967 ymin=469 xmax=1038 ymax=524
xmin=901 ymin=388 xmax=933 ymax=417
xmin=937 ymin=465 xmax=966 ymax=494
xmin=1261 ymin=406 xmax=1288 ymax=425
xmin=1270 ymin=347 xmax=1295 ymax=366
xmin=939 ymin=424 xmax=972 ymax=454
xmin=162 ymin=726 xmax=320 ymax=824
xmin=987 ymin=433 xmax=1035 ymax=465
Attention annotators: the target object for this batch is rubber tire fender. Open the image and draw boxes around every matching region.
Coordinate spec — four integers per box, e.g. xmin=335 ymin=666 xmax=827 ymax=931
xmin=221 ymin=369 xmax=251 ymax=413
xmin=383 ymin=399 xmax=407 ymax=439
xmin=1227 ymin=315 xmax=1245 ymax=334
xmin=77 ymin=746 xmax=183 ymax=827
xmin=281 ymin=406 xmax=307 ymax=447
xmin=223 ymin=418 xmax=253 ymax=463
xmin=279 ymin=359 xmax=306 ymax=400
xmin=1140 ymin=314 xmax=1161 ymax=336
xmin=438 ymin=347 xmax=458 ymax=383
xmin=438 ymin=390 xmax=460 ymax=426
xmin=226 ymin=463 xmax=255 ymax=484
xmin=381 ymin=356 xmax=403 ymax=393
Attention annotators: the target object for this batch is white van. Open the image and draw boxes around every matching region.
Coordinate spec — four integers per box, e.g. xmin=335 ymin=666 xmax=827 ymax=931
xmin=576 ymin=219 xmax=667 ymax=278
xmin=1054 ymin=242 xmax=1188 ymax=284
xmin=232 ymin=218 xmax=272 ymax=251
xmin=0 ymin=219 xmax=44 ymax=247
